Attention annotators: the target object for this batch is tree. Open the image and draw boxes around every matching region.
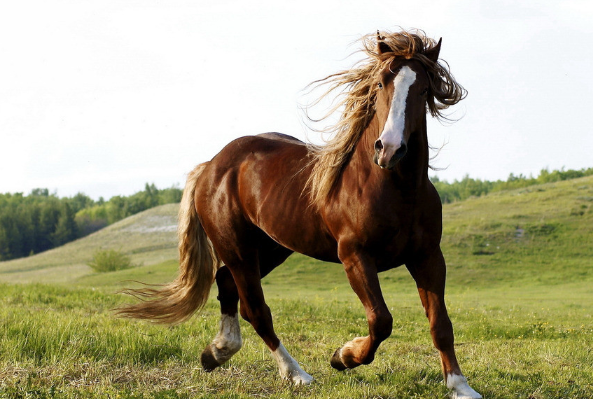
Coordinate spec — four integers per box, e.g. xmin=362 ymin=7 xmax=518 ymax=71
xmin=38 ymin=201 xmax=60 ymax=253
xmin=51 ymin=203 xmax=79 ymax=247
xmin=0 ymin=224 xmax=11 ymax=260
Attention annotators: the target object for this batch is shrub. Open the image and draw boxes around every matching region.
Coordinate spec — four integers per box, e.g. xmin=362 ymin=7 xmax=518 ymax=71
xmin=87 ymin=249 xmax=137 ymax=273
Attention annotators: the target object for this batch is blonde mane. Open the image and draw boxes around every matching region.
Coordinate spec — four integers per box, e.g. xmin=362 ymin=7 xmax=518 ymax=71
xmin=305 ymin=29 xmax=466 ymax=209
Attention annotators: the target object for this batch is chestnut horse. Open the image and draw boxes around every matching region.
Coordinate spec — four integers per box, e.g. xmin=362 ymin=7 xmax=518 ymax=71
xmin=118 ymin=30 xmax=481 ymax=399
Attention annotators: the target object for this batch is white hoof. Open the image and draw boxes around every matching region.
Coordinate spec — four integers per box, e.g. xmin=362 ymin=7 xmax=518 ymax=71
xmin=287 ymin=369 xmax=314 ymax=385
xmin=271 ymin=342 xmax=314 ymax=385
xmin=448 ymin=374 xmax=482 ymax=399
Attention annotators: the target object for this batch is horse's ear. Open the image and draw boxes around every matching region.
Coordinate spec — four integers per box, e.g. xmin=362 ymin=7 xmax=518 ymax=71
xmin=425 ymin=38 xmax=442 ymax=63
xmin=376 ymin=30 xmax=391 ymax=55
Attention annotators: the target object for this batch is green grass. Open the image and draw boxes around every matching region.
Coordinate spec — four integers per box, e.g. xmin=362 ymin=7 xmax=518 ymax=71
xmin=1 ymin=279 xmax=592 ymax=398
xmin=0 ymin=176 xmax=593 ymax=398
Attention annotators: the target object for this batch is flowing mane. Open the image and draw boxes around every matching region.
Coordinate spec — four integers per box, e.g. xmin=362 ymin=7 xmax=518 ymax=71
xmin=305 ymin=29 xmax=466 ymax=209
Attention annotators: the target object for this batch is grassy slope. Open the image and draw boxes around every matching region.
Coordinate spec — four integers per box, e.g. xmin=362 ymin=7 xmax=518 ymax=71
xmin=0 ymin=176 xmax=592 ymax=398
xmin=0 ymin=203 xmax=179 ymax=284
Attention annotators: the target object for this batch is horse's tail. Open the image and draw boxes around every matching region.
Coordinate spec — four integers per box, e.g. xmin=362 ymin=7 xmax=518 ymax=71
xmin=116 ymin=162 xmax=221 ymax=324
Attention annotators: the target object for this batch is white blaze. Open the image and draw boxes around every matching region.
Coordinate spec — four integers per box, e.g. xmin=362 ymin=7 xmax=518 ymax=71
xmin=376 ymin=65 xmax=416 ymax=167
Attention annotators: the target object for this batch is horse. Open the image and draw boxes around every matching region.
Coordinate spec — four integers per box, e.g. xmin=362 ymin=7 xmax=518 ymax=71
xmin=117 ymin=29 xmax=481 ymax=399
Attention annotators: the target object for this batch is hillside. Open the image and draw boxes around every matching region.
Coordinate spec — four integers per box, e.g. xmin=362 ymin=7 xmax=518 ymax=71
xmin=441 ymin=175 xmax=593 ymax=287
xmin=0 ymin=203 xmax=179 ymax=284
xmin=0 ymin=176 xmax=592 ymax=289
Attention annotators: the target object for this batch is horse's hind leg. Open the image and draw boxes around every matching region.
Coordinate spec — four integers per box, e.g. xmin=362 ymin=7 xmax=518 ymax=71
xmin=201 ymin=243 xmax=312 ymax=384
xmin=229 ymin=249 xmax=313 ymax=385
xmin=201 ymin=266 xmax=243 ymax=371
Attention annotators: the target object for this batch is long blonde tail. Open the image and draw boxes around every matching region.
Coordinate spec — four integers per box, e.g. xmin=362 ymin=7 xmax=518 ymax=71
xmin=116 ymin=163 xmax=221 ymax=324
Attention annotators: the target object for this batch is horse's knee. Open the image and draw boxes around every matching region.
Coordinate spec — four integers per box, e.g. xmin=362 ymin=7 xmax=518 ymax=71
xmin=370 ymin=311 xmax=393 ymax=342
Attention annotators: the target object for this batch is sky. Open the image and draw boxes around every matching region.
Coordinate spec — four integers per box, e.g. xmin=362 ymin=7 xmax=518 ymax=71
xmin=1 ymin=0 xmax=592 ymax=200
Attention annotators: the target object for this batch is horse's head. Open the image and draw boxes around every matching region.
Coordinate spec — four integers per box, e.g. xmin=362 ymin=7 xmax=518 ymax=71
xmin=305 ymin=30 xmax=466 ymax=208
xmin=373 ymin=37 xmax=442 ymax=170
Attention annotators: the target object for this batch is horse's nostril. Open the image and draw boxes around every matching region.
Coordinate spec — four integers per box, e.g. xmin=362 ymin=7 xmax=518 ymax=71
xmin=399 ymin=142 xmax=407 ymax=154
xmin=374 ymin=139 xmax=383 ymax=151
xmin=395 ymin=142 xmax=408 ymax=159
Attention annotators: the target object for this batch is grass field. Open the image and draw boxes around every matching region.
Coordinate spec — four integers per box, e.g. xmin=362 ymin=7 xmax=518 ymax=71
xmin=1 ymin=177 xmax=592 ymax=398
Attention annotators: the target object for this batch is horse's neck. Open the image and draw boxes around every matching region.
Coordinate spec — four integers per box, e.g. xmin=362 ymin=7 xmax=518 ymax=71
xmin=353 ymin=115 xmax=429 ymax=189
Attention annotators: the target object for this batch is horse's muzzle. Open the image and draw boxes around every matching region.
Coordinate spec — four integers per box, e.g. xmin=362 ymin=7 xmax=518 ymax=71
xmin=373 ymin=139 xmax=407 ymax=169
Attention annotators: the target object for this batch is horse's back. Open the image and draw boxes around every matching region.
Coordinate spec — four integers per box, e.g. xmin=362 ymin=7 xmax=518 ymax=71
xmin=209 ymin=133 xmax=307 ymax=169
xmin=257 ymin=132 xmax=306 ymax=145
xmin=196 ymin=134 xmax=338 ymax=263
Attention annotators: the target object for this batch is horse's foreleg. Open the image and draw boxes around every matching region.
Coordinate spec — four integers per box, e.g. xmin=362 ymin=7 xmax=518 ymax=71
xmin=407 ymin=249 xmax=481 ymax=399
xmin=201 ymin=266 xmax=243 ymax=371
xmin=331 ymin=251 xmax=393 ymax=370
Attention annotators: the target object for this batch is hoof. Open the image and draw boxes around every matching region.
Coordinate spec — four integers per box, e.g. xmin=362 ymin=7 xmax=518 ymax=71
xmin=451 ymin=391 xmax=482 ymax=399
xmin=448 ymin=374 xmax=482 ymax=399
xmin=289 ymin=370 xmax=314 ymax=385
xmin=201 ymin=344 xmax=221 ymax=372
xmin=330 ymin=348 xmax=347 ymax=371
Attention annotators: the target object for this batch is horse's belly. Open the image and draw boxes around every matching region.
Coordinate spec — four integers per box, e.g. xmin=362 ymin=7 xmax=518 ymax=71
xmin=254 ymin=206 xmax=340 ymax=263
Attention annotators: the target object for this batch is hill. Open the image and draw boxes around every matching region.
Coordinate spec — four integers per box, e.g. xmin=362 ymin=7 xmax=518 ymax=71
xmin=0 ymin=203 xmax=179 ymax=284
xmin=441 ymin=174 xmax=593 ymax=287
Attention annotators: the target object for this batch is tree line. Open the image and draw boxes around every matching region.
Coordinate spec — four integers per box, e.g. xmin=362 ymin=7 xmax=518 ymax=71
xmin=431 ymin=167 xmax=593 ymax=204
xmin=1 ymin=167 xmax=592 ymax=262
xmin=0 ymin=184 xmax=182 ymax=262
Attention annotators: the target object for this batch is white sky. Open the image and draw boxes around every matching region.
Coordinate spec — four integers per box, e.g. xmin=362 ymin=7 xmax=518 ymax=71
xmin=1 ymin=0 xmax=592 ymax=199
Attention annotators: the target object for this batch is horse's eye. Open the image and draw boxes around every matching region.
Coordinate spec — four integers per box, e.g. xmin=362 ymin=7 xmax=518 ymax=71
xmin=421 ymin=88 xmax=428 ymax=96
xmin=377 ymin=82 xmax=383 ymax=89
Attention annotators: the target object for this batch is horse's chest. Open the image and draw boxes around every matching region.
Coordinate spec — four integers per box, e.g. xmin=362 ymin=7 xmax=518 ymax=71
xmin=357 ymin=204 xmax=440 ymax=267
xmin=371 ymin=212 xmax=414 ymax=248
xmin=327 ymin=183 xmax=442 ymax=266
